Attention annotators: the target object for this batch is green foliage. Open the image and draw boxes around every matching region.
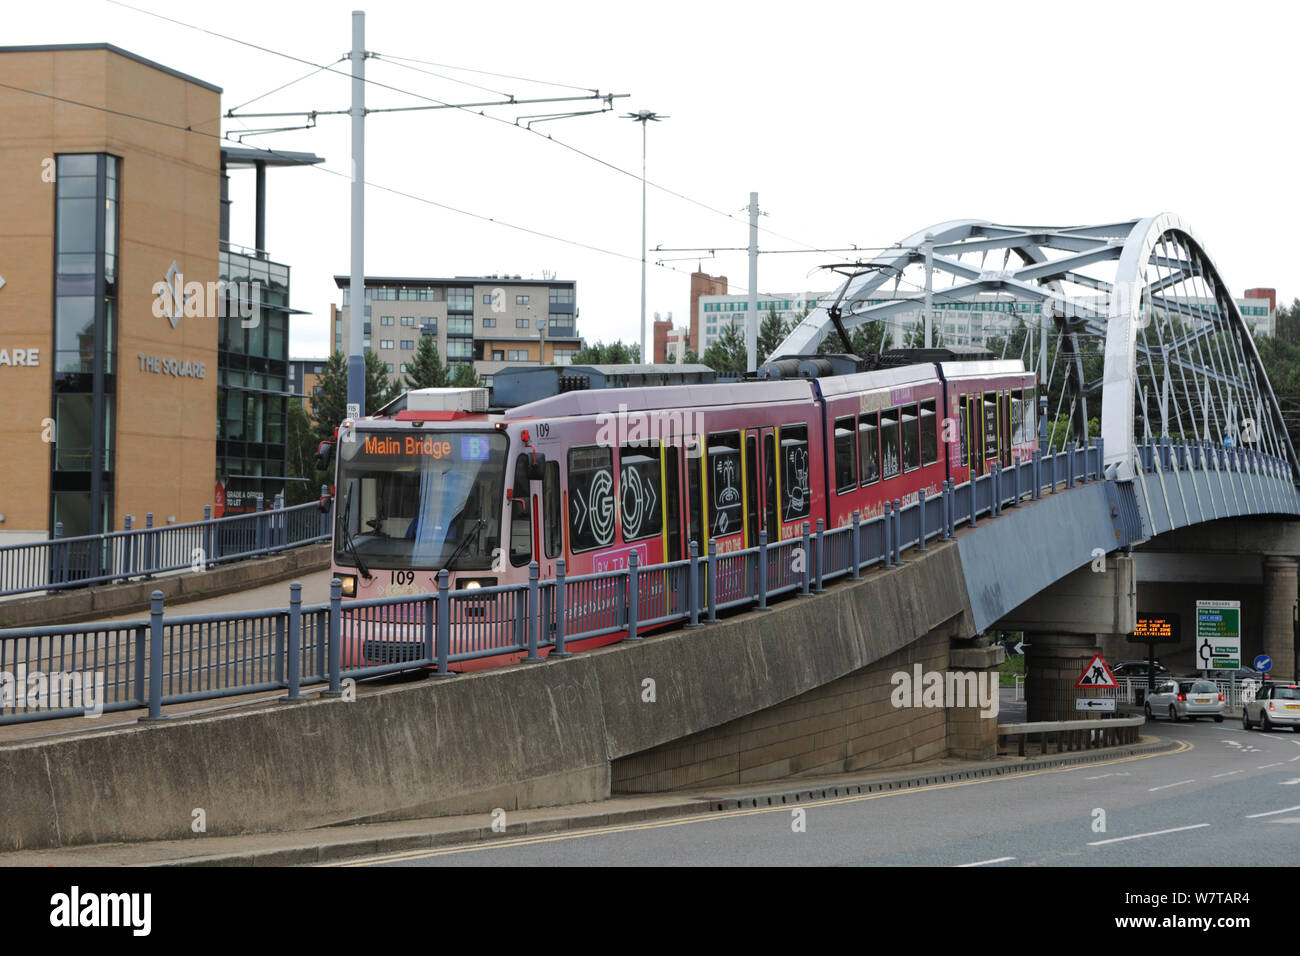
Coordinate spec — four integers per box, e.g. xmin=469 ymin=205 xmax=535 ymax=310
xmin=311 ymin=350 xmax=401 ymax=442
xmin=285 ymin=399 xmax=322 ymax=505
xmin=404 ymin=335 xmax=449 ymax=390
xmin=571 ymin=341 xmax=641 ymax=365
xmin=681 ymin=347 xmax=701 ymax=365
xmin=903 ymin=318 xmax=943 ymax=349
xmin=450 ymin=362 xmax=483 ymax=388
xmin=757 ymin=307 xmax=790 ymax=365
xmin=817 ymin=319 xmax=884 ymax=357
xmin=700 ymin=323 xmax=747 ymax=376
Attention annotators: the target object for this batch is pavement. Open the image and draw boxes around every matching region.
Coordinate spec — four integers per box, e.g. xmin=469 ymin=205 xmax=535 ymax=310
xmin=0 ymin=731 xmax=1175 ymax=867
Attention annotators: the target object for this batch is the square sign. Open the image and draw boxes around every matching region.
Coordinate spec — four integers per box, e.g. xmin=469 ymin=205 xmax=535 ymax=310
xmin=1195 ymin=600 xmax=1241 ymax=670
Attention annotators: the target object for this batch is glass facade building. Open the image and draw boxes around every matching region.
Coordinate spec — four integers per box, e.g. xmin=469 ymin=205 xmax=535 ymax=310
xmin=51 ymin=153 xmax=119 ymax=538
xmin=216 ymin=248 xmax=292 ymax=513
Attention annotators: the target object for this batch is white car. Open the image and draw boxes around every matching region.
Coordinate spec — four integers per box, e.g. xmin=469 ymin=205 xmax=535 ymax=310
xmin=1144 ymin=679 xmax=1225 ymax=722
xmin=1242 ymin=683 xmax=1300 ymax=732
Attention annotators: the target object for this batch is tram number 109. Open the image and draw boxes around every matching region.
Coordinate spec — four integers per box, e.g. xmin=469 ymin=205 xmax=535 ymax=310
xmin=392 ymin=570 xmax=415 ymax=586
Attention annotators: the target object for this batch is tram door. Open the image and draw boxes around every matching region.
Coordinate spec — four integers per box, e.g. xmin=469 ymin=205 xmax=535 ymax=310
xmin=663 ymin=444 xmax=683 ymax=562
xmin=761 ymin=428 xmax=778 ymax=539
xmin=983 ymin=392 xmax=999 ymax=474
xmin=684 ymin=435 xmax=705 ymax=559
xmin=743 ymin=432 xmax=761 ymax=549
xmin=966 ymin=394 xmax=985 ymax=478
xmin=998 ymin=392 xmax=1012 ymax=467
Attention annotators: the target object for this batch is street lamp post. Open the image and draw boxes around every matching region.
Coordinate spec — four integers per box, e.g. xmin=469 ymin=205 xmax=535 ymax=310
xmin=623 ymin=110 xmax=667 ymax=365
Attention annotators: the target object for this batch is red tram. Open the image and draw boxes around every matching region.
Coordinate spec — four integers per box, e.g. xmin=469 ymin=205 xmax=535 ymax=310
xmin=329 ymin=359 xmax=1036 ymax=669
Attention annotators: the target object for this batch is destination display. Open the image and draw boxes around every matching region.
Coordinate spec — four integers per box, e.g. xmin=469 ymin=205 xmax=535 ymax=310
xmin=357 ymin=432 xmax=496 ymax=462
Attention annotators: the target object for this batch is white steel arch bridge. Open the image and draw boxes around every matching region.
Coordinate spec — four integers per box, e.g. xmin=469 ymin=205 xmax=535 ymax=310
xmin=773 ymin=214 xmax=1299 ymax=484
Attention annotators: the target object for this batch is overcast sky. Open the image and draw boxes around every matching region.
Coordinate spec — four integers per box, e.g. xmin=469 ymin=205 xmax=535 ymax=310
xmin=10 ymin=0 xmax=1299 ymax=357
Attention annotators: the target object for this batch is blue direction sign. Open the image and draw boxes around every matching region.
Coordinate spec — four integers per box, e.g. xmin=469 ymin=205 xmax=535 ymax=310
xmin=1254 ymin=654 xmax=1272 ymax=673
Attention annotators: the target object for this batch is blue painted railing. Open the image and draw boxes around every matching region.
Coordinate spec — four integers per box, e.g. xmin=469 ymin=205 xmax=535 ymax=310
xmin=0 ymin=492 xmax=332 ymax=599
xmin=0 ymin=441 xmax=1293 ymax=724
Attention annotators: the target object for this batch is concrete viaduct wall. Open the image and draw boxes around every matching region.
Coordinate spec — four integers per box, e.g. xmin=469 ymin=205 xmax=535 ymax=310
xmin=0 ymin=540 xmax=984 ymax=851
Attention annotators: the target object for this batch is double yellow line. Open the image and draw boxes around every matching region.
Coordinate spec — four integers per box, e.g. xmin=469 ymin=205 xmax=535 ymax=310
xmin=328 ymin=738 xmax=1192 ymax=866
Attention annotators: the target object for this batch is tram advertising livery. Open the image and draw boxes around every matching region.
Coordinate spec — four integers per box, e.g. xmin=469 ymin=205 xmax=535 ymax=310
xmin=326 ymin=356 xmax=1036 ymax=670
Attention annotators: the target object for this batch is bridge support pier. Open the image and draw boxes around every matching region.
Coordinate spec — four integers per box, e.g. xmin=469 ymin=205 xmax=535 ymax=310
xmin=947 ymin=642 xmax=1004 ymax=758
xmin=1023 ymin=634 xmax=1104 ymax=723
xmin=1263 ymin=556 xmax=1298 ymax=682
xmin=996 ymin=555 xmax=1136 ymax=722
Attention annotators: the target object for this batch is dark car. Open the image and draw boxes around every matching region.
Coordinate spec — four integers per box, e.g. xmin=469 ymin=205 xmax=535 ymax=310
xmin=1111 ymin=660 xmax=1172 ymax=681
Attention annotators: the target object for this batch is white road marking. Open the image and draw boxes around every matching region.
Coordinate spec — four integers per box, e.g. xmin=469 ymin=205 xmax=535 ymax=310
xmin=956 ymin=856 xmax=1015 ymax=867
xmin=1212 ymin=770 xmax=1244 ymax=779
xmin=1088 ymin=823 xmax=1210 ymax=846
xmin=1147 ymin=779 xmax=1195 ymax=792
xmin=1258 ymin=762 xmax=1284 ymax=769
xmin=1280 ymin=779 xmax=1300 ymax=786
xmin=1246 ymin=805 xmax=1300 ymax=819
xmin=1084 ymin=772 xmax=1132 ymax=780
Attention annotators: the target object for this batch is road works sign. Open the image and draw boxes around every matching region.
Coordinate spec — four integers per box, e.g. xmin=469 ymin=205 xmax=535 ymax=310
xmin=1195 ymin=600 xmax=1241 ymax=669
xmin=1075 ymin=654 xmax=1117 ymax=689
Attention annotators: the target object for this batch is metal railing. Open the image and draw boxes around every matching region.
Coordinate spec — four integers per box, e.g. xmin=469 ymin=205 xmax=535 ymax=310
xmin=0 ymin=439 xmax=1290 ymax=724
xmin=0 ymin=492 xmax=333 ymax=598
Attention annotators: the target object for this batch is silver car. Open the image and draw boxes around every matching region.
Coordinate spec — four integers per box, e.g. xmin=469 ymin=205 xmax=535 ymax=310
xmin=1145 ymin=679 xmax=1225 ymax=722
xmin=1242 ymin=683 xmax=1300 ymax=732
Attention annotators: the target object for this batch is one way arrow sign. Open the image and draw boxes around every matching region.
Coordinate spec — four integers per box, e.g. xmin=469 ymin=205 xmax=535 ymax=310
xmin=1075 ymin=698 xmax=1116 ymax=712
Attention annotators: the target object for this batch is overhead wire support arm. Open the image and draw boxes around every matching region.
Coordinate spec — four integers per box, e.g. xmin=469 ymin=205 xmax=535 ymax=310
xmin=226 ymin=92 xmax=629 ymax=122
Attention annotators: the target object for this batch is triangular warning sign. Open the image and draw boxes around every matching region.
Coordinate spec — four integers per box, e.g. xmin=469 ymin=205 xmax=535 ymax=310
xmin=1075 ymin=653 xmax=1117 ymax=689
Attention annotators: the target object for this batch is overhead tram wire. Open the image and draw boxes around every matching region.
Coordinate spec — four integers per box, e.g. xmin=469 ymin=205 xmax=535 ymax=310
xmin=0 ymin=79 xmax=713 ymax=285
xmin=107 ymin=1 xmax=873 ymax=262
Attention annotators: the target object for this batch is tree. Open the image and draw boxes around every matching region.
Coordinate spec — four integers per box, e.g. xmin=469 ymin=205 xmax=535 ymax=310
xmin=681 ymin=347 xmax=701 ymax=365
xmin=404 ymin=335 xmax=449 ymax=390
xmin=819 ymin=321 xmax=885 ymax=358
xmin=700 ymin=322 xmax=747 ymax=376
xmin=450 ymin=361 xmax=483 ymax=388
xmin=285 ymin=399 xmax=322 ymax=505
xmin=571 ymin=340 xmax=641 ymax=365
xmin=904 ymin=319 xmax=943 ymax=349
xmin=311 ymin=350 xmax=401 ymax=442
xmin=757 ymin=307 xmax=790 ymax=365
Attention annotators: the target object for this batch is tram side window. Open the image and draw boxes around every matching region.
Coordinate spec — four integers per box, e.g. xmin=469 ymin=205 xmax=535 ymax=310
xmin=958 ymin=396 xmax=969 ymax=466
xmin=1011 ymin=389 xmax=1024 ymax=445
xmin=510 ymin=454 xmax=532 ymax=567
xmin=708 ymin=431 xmax=743 ymax=537
xmin=567 ymin=445 xmax=615 ymax=553
xmin=619 ymin=443 xmax=663 ymax=542
xmin=834 ymin=416 xmax=857 ymax=493
xmin=859 ymin=412 xmax=879 ymax=485
xmin=983 ymin=392 xmax=999 ymax=462
xmin=921 ymin=399 xmax=938 ymax=466
xmin=901 ymin=403 xmax=920 ymax=472
xmin=780 ymin=424 xmax=811 ymax=523
xmin=880 ymin=409 xmax=901 ymax=479
xmin=1024 ymin=386 xmax=1037 ymax=442
xmin=543 ymin=460 xmax=561 ymax=559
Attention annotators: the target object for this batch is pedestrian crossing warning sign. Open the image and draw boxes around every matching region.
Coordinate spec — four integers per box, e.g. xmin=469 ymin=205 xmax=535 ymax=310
xmin=1075 ymin=654 xmax=1117 ymax=689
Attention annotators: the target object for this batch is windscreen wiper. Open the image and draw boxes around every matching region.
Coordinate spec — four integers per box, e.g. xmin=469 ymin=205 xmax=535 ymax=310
xmin=340 ymin=483 xmax=372 ymax=580
xmin=438 ymin=518 xmax=487 ymax=577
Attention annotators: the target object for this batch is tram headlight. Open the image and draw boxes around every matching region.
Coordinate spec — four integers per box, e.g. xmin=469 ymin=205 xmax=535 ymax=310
xmin=456 ymin=578 xmax=497 ymax=590
xmin=339 ymin=574 xmax=357 ymax=597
